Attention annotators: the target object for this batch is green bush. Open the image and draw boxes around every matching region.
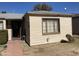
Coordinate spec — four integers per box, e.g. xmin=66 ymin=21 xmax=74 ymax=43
xmin=0 ymin=30 xmax=8 ymax=45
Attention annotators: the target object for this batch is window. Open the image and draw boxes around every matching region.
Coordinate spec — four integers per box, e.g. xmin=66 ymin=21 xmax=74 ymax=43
xmin=42 ymin=18 xmax=60 ymax=34
xmin=0 ymin=21 xmax=3 ymax=30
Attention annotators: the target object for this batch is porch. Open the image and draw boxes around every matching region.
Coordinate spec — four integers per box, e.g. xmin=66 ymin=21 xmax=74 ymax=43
xmin=6 ymin=19 xmax=24 ymax=40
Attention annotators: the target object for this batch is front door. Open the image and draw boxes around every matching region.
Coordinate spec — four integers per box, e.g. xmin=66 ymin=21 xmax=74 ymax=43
xmin=11 ymin=20 xmax=22 ymax=37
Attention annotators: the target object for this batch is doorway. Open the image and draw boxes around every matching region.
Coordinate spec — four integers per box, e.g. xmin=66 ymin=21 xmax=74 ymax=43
xmin=11 ymin=20 xmax=22 ymax=38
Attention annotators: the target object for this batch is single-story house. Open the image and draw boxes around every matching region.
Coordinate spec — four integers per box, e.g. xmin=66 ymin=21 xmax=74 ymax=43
xmin=0 ymin=11 xmax=78 ymax=46
xmin=23 ymin=11 xmax=72 ymax=46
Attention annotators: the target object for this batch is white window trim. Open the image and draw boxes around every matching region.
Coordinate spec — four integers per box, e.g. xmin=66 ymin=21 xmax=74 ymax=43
xmin=42 ymin=18 xmax=60 ymax=35
xmin=0 ymin=20 xmax=6 ymax=30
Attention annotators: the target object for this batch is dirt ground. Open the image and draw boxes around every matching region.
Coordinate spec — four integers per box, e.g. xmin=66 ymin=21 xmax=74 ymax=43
xmin=22 ymin=37 xmax=79 ymax=56
xmin=0 ymin=45 xmax=7 ymax=56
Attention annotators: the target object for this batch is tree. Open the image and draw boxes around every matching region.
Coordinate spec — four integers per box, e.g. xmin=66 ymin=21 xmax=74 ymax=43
xmin=1 ymin=11 xmax=6 ymax=13
xmin=33 ymin=3 xmax=52 ymax=11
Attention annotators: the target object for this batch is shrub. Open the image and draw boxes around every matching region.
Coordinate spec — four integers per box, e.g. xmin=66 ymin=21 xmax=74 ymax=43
xmin=0 ymin=30 xmax=8 ymax=45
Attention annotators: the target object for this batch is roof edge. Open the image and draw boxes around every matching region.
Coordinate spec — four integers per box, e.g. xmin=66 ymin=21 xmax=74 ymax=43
xmin=25 ymin=13 xmax=72 ymax=17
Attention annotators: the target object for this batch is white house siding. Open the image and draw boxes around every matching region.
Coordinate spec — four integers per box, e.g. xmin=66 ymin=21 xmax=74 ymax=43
xmin=3 ymin=20 xmax=6 ymax=29
xmin=7 ymin=29 xmax=12 ymax=40
xmin=29 ymin=16 xmax=72 ymax=46
xmin=0 ymin=20 xmax=6 ymax=29
xmin=0 ymin=20 xmax=12 ymax=40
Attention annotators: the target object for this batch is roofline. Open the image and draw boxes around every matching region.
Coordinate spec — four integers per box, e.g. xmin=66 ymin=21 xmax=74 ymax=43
xmin=24 ymin=13 xmax=72 ymax=17
xmin=72 ymin=14 xmax=79 ymax=17
xmin=0 ymin=13 xmax=24 ymax=19
xmin=0 ymin=18 xmax=5 ymax=20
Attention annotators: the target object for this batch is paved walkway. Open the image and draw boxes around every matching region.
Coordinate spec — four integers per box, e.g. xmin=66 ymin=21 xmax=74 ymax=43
xmin=3 ymin=40 xmax=23 ymax=56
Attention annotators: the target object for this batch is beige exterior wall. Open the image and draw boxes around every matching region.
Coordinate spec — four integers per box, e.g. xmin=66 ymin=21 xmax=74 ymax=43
xmin=0 ymin=20 xmax=12 ymax=40
xmin=7 ymin=29 xmax=12 ymax=40
xmin=29 ymin=16 xmax=72 ymax=46
xmin=0 ymin=20 xmax=6 ymax=29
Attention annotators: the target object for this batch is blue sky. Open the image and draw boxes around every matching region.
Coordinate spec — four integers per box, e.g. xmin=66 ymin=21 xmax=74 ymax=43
xmin=0 ymin=2 xmax=79 ymax=14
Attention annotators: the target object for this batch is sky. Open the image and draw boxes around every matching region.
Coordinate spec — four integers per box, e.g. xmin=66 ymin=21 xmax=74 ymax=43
xmin=0 ymin=2 xmax=79 ymax=14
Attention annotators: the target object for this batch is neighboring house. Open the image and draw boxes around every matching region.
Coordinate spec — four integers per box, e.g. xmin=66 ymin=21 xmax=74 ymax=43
xmin=72 ymin=14 xmax=79 ymax=35
xmin=23 ymin=11 xmax=72 ymax=46
xmin=0 ymin=13 xmax=24 ymax=40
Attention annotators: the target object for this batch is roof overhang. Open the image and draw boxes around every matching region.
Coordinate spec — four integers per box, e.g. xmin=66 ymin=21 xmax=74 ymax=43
xmin=0 ymin=13 xmax=24 ymax=20
xmin=27 ymin=13 xmax=72 ymax=17
xmin=72 ymin=14 xmax=79 ymax=17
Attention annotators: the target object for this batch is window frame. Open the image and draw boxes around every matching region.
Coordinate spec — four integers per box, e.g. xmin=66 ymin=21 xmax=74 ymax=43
xmin=42 ymin=18 xmax=60 ymax=35
xmin=0 ymin=21 xmax=3 ymax=30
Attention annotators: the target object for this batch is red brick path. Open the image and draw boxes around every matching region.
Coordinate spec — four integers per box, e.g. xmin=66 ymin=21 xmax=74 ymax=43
xmin=4 ymin=40 xmax=23 ymax=56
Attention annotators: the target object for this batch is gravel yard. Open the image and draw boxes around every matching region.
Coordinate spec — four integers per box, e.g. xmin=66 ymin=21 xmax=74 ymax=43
xmin=22 ymin=37 xmax=79 ymax=56
xmin=0 ymin=45 xmax=7 ymax=56
xmin=2 ymin=36 xmax=79 ymax=56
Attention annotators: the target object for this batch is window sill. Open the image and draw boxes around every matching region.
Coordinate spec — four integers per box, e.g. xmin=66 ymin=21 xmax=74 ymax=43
xmin=42 ymin=32 xmax=60 ymax=35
